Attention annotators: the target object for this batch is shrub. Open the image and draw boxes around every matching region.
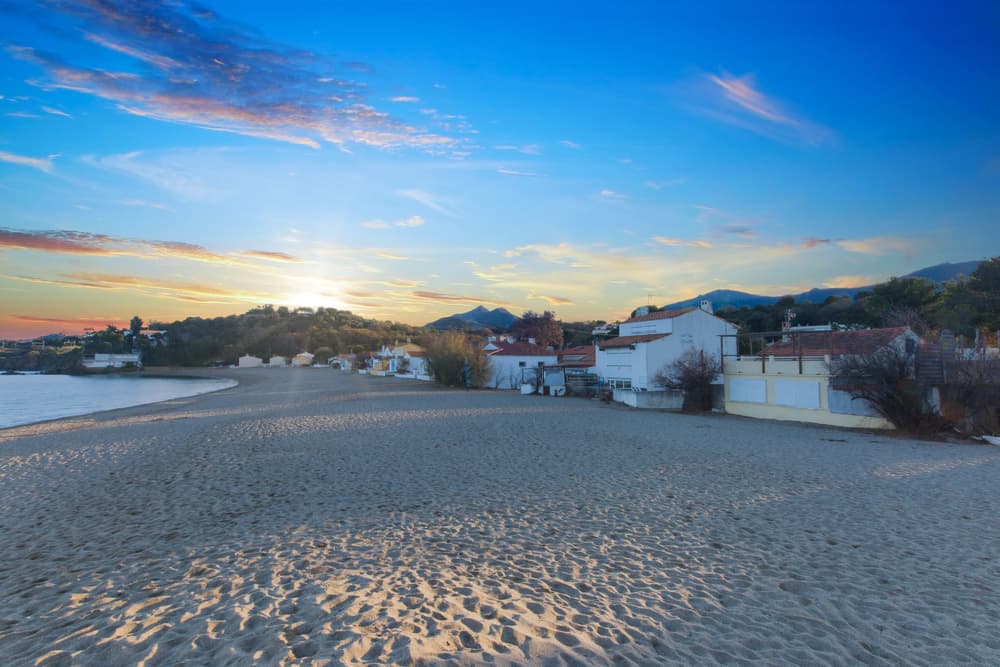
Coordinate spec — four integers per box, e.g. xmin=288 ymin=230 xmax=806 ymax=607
xmin=831 ymin=346 xmax=946 ymax=433
xmin=423 ymin=332 xmax=490 ymax=388
xmin=654 ymin=349 xmax=721 ymax=413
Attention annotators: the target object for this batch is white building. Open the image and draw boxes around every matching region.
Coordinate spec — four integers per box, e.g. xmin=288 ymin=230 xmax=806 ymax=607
xmin=268 ymin=355 xmax=287 ymax=367
xmin=595 ymin=303 xmax=738 ymax=390
xmin=238 ymin=354 xmax=264 ymax=368
xmin=484 ymin=337 xmax=559 ymax=389
xmin=292 ymin=352 xmax=315 ymax=367
xmin=82 ymin=352 xmax=143 ymax=370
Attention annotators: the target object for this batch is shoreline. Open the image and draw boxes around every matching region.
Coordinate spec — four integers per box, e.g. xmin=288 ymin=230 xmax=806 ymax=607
xmin=0 ymin=371 xmax=240 ymax=432
xmin=2 ymin=369 xmax=998 ymax=665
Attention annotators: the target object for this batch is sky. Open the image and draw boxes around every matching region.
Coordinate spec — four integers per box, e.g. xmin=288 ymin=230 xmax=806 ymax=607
xmin=1 ymin=1 xmax=998 ymax=339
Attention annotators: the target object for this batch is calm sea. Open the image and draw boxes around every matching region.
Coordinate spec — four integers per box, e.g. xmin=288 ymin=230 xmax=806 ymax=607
xmin=0 ymin=374 xmax=237 ymax=429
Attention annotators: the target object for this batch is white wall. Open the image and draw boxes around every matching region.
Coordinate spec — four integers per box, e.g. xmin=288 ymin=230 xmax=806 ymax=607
xmin=488 ymin=354 xmax=558 ymax=389
xmin=620 ymin=317 xmax=673 ymax=337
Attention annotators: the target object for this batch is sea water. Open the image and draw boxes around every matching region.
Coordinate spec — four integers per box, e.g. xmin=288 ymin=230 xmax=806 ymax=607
xmin=0 ymin=374 xmax=237 ymax=429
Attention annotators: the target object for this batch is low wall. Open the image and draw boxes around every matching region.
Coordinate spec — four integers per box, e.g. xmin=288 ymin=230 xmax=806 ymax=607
xmin=724 ymin=371 xmax=893 ymax=429
xmin=612 ymin=388 xmax=685 ymax=410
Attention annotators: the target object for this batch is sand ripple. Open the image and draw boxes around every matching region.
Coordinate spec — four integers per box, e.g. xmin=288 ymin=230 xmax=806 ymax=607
xmin=2 ymin=370 xmax=998 ymax=665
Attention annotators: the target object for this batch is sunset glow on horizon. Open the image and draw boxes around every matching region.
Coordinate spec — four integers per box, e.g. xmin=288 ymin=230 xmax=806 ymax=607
xmin=2 ymin=1 xmax=998 ymax=339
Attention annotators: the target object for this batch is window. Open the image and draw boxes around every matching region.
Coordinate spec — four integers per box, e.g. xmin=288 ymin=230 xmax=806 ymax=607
xmin=518 ymin=361 xmax=526 ymax=367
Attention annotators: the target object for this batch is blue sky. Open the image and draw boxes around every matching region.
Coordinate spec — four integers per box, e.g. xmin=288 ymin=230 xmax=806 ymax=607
xmin=0 ymin=0 xmax=997 ymax=338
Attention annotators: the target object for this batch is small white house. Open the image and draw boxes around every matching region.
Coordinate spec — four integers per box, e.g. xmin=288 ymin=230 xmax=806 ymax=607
xmin=485 ymin=337 xmax=559 ymax=390
xmin=292 ymin=352 xmax=314 ymax=367
xmin=595 ymin=303 xmax=738 ymax=390
xmin=83 ymin=352 xmax=143 ymax=370
xmin=238 ymin=354 xmax=264 ymax=368
xmin=268 ymin=355 xmax=287 ymax=367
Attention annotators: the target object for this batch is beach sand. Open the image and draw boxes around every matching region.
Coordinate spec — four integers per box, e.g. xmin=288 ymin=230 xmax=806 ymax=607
xmin=2 ymin=368 xmax=998 ymax=665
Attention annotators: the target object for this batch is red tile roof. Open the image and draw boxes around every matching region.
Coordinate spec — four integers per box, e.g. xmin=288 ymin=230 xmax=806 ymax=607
xmin=624 ymin=307 xmax=697 ymax=324
xmin=598 ymin=333 xmax=671 ymax=349
xmin=487 ymin=341 xmax=558 ymax=356
xmin=763 ymin=326 xmax=912 ymax=357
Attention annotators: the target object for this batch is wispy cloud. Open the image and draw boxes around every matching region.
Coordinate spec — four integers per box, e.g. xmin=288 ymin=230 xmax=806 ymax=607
xmin=41 ymin=105 xmax=72 ymax=118
xmin=85 ymin=150 xmax=219 ymax=200
xmin=6 ymin=1 xmax=457 ymax=151
xmin=645 ymin=178 xmax=686 ymax=190
xmin=119 ymin=198 xmax=172 ymax=211
xmin=598 ymin=189 xmax=628 ymax=200
xmin=559 ymin=140 xmax=580 ymax=149
xmin=240 ymin=250 xmax=304 ymax=263
xmin=0 ymin=226 xmax=301 ymax=268
xmin=361 ymin=215 xmax=425 ymax=229
xmin=651 ymin=236 xmax=713 ymax=248
xmin=2 ymin=271 xmax=271 ymax=303
xmin=835 ymin=236 xmax=913 ymax=256
xmin=390 ymin=96 xmax=420 ymax=103
xmin=0 ymin=150 xmax=53 ymax=172
xmin=496 ymin=168 xmax=538 ymax=177
xmin=824 ymin=275 xmax=878 ymax=289
xmin=801 ymin=237 xmax=831 ymax=248
xmin=686 ymin=71 xmax=835 ymax=147
xmin=410 ymin=290 xmax=516 ymax=308
xmin=395 ymin=188 xmax=456 ymax=217
xmin=529 ymin=292 xmax=574 ymax=306
xmin=715 ymin=223 xmax=758 ymax=239
xmin=495 ymin=144 xmax=540 ymax=155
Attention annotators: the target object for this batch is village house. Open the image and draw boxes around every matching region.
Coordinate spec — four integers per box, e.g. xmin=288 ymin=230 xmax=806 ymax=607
xmin=484 ymin=336 xmax=559 ymax=390
xmin=723 ymin=326 xmax=921 ymax=429
xmin=595 ymin=302 xmax=738 ymax=392
xmin=237 ymin=354 xmax=264 ymax=368
xmin=82 ymin=352 xmax=143 ymax=370
xmin=291 ymin=352 xmax=314 ymax=367
xmin=268 ymin=355 xmax=287 ymax=367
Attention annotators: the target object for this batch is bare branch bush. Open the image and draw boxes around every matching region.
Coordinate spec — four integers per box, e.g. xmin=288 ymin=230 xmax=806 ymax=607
xmin=654 ymin=349 xmax=721 ymax=413
xmin=831 ymin=346 xmax=947 ymax=433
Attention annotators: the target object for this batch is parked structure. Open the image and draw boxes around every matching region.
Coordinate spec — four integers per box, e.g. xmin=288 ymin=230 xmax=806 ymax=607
xmin=291 ymin=352 xmax=314 ymax=367
xmin=82 ymin=352 xmax=143 ymax=370
xmin=268 ymin=355 xmax=287 ymax=367
xmin=237 ymin=354 xmax=264 ymax=368
xmin=595 ymin=303 xmax=738 ymax=391
xmin=723 ymin=326 xmax=920 ymax=429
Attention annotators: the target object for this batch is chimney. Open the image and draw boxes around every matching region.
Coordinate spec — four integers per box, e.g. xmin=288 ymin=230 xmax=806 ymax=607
xmin=700 ymin=300 xmax=713 ymax=314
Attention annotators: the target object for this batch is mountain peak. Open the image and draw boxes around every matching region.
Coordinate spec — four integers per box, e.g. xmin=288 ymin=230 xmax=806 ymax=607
xmin=426 ymin=305 xmax=517 ymax=330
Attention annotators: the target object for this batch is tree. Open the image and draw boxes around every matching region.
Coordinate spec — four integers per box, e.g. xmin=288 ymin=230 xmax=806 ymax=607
xmin=969 ymin=257 xmax=1000 ymax=331
xmin=423 ymin=331 xmax=490 ymax=387
xmin=831 ymin=345 xmax=946 ymax=433
xmin=653 ymin=349 xmax=721 ymax=413
xmin=130 ymin=315 xmax=143 ymax=338
xmin=865 ymin=277 xmax=937 ymax=327
xmin=512 ymin=311 xmax=563 ymax=348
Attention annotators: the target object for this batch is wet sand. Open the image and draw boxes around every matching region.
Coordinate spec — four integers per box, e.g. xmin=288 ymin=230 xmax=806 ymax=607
xmin=2 ymin=368 xmax=998 ymax=665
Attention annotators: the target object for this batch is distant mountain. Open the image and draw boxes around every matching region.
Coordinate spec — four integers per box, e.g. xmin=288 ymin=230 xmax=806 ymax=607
xmin=426 ymin=306 xmax=517 ymax=330
xmin=903 ymin=261 xmax=980 ymax=283
xmin=664 ymin=260 xmax=981 ymax=311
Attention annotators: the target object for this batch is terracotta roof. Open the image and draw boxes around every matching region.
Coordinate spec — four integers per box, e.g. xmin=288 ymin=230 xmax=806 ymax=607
xmin=487 ymin=341 xmax=558 ymax=357
xmin=763 ymin=327 xmax=913 ymax=357
xmin=598 ymin=333 xmax=671 ymax=349
xmin=624 ymin=307 xmax=697 ymax=324
xmin=408 ymin=350 xmax=425 ymax=357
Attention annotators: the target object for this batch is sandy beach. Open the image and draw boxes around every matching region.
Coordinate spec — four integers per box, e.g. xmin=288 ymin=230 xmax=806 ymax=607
xmin=1 ymin=368 xmax=998 ymax=665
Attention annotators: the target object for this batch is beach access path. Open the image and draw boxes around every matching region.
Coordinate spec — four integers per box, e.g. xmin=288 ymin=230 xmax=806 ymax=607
xmin=1 ymin=368 xmax=998 ymax=665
